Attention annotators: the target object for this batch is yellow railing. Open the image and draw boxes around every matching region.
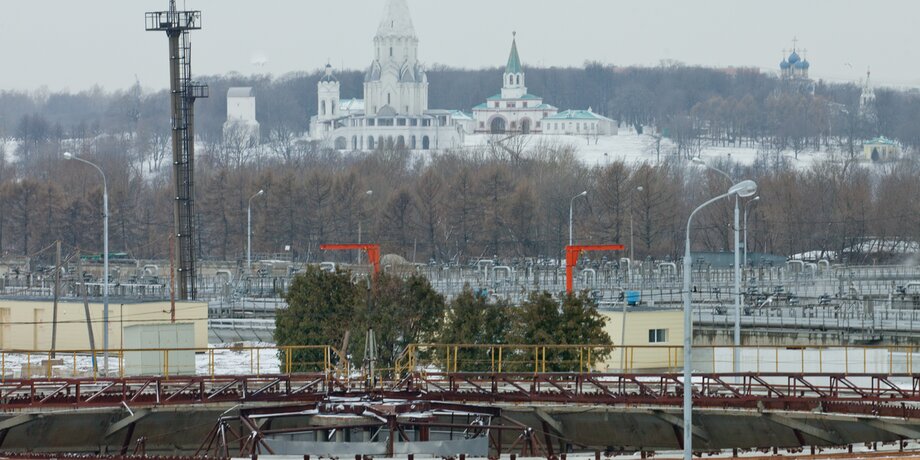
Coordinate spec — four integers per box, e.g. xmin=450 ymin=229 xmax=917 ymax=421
xmin=0 ymin=345 xmax=341 ymax=381
xmin=396 ymin=344 xmax=920 ymax=375
xmin=5 ymin=344 xmax=917 ymax=380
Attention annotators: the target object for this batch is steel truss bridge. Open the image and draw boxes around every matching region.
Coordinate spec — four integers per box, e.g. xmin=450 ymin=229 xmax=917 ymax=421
xmin=4 ymin=372 xmax=920 ymax=457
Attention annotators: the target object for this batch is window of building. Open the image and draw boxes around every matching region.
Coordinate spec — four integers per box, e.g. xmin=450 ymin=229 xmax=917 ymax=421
xmin=509 ymin=75 xmax=513 ymax=85
xmin=536 ymin=122 xmax=541 ymax=128
xmin=479 ymin=121 xmax=485 ymax=128
xmin=387 ymin=93 xmax=391 ymax=105
xmin=507 ymin=102 xmax=516 ymax=108
xmin=494 ymin=102 xmax=500 ymax=108
xmin=648 ymin=329 xmax=668 ymax=343
xmin=390 ymin=47 xmax=393 ymax=57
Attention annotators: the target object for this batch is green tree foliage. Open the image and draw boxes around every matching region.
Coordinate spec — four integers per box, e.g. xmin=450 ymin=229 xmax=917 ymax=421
xmin=276 ymin=268 xmax=446 ymax=373
xmin=370 ymin=273 xmax=446 ymax=370
xmin=275 ymin=266 xmax=360 ymax=372
xmin=439 ymin=287 xmax=513 ymax=371
xmin=513 ymin=291 xmax=612 ymax=372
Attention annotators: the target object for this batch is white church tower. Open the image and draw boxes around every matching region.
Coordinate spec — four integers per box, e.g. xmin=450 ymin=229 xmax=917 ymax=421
xmin=501 ymin=33 xmax=526 ymax=100
xmin=364 ymin=0 xmax=429 ymax=116
xmin=317 ymin=64 xmax=340 ymax=121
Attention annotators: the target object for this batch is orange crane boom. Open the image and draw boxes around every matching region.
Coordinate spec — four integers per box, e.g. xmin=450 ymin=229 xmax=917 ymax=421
xmin=565 ymin=244 xmax=625 ymax=293
xmin=320 ymin=244 xmax=381 ymax=275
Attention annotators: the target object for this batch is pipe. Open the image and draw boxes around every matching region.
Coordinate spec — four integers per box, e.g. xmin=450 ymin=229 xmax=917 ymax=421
xmin=581 ymin=268 xmax=597 ymax=286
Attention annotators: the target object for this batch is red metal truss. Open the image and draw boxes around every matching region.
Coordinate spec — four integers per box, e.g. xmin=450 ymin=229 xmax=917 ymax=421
xmin=320 ymin=243 xmax=381 ymax=275
xmin=565 ymin=245 xmax=625 ymax=293
xmin=3 ymin=373 xmax=920 ymax=419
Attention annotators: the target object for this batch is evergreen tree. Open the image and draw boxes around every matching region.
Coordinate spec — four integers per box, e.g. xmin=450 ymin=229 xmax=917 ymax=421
xmin=275 ymin=266 xmax=361 ymax=372
xmin=439 ymin=286 xmax=513 ymax=371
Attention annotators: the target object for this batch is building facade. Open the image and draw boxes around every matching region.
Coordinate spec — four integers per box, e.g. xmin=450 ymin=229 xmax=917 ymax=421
xmin=223 ymin=87 xmax=260 ymax=145
xmin=308 ymin=0 xmax=463 ymax=151
xmin=543 ymin=109 xmax=618 ymax=136
xmin=473 ymin=34 xmax=557 ymax=134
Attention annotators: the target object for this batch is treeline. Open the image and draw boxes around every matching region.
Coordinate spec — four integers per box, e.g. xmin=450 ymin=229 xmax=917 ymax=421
xmin=1 ymin=133 xmax=918 ymax=265
xmin=4 ymin=63 xmax=920 ymax=150
xmin=275 ymin=266 xmax=611 ymax=372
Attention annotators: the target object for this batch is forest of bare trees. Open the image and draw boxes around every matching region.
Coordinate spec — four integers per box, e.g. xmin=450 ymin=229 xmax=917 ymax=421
xmin=1 ymin=63 xmax=918 ymax=266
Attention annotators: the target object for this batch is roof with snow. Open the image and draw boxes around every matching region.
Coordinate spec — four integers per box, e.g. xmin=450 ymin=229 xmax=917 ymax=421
xmin=449 ymin=110 xmax=474 ymax=120
xmin=376 ymin=0 xmax=416 ymax=39
xmin=545 ymin=109 xmax=614 ymax=121
xmin=865 ymin=136 xmax=897 ymax=146
xmin=227 ymin=87 xmax=254 ymax=98
xmin=339 ymin=98 xmax=365 ymax=112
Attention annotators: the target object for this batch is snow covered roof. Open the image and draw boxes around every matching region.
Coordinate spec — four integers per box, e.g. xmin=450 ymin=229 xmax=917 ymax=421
xmin=376 ymin=0 xmax=417 ymax=39
xmin=545 ymin=109 xmax=614 ymax=121
xmin=339 ymin=98 xmax=365 ymax=112
xmin=865 ymin=136 xmax=897 ymax=146
xmin=450 ymin=110 xmax=474 ymax=120
xmin=227 ymin=87 xmax=253 ymax=98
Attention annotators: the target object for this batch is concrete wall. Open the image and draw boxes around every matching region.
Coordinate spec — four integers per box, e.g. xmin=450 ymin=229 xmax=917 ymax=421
xmin=600 ymin=309 xmax=684 ymax=371
xmin=0 ymin=299 xmax=207 ymax=351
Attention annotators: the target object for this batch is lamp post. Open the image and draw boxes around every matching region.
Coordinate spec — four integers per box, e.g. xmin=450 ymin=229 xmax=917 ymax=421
xmin=691 ymin=158 xmax=743 ymax=357
xmin=569 ymin=191 xmax=587 ymax=247
xmin=744 ymin=196 xmax=761 ymax=268
xmin=682 ymin=179 xmax=757 ymax=460
xmin=248 ymin=189 xmax=265 ymax=273
xmin=64 ymin=152 xmax=109 ymax=375
xmin=630 ymin=186 xmax=644 ymax=262
xmin=358 ymin=190 xmax=373 ymax=245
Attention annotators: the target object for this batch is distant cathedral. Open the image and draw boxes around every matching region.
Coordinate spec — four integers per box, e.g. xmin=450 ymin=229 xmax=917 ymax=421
xmin=778 ymin=39 xmax=815 ymax=94
xmin=309 ymin=0 xmax=463 ymax=151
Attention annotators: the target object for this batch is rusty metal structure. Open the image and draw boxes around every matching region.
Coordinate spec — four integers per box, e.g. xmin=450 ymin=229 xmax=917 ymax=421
xmin=565 ymin=244 xmax=625 ymax=293
xmin=3 ymin=371 xmax=920 ymax=456
xmin=321 ymin=243 xmax=382 ymax=275
xmin=146 ymin=1 xmax=209 ymax=300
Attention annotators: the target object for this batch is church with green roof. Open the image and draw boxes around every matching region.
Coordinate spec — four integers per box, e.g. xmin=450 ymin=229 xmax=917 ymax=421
xmin=472 ymin=34 xmax=618 ymax=137
xmin=472 ymin=33 xmax=559 ymax=134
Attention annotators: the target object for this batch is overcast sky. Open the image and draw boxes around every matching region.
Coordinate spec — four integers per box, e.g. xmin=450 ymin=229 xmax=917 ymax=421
xmin=2 ymin=0 xmax=918 ymax=92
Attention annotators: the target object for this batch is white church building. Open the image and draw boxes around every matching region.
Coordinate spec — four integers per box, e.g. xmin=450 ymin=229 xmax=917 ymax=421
xmin=223 ymin=87 xmax=260 ymax=145
xmin=308 ymin=0 xmax=464 ymax=151
xmin=473 ymin=34 xmax=558 ymax=134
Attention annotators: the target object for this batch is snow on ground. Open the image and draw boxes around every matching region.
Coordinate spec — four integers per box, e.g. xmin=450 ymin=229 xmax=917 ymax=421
xmin=0 ymin=342 xmax=283 ymax=378
xmin=463 ymin=130 xmax=830 ymax=169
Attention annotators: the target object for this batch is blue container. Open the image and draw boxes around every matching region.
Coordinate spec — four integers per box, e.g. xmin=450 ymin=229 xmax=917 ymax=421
xmin=625 ymin=291 xmax=641 ymax=306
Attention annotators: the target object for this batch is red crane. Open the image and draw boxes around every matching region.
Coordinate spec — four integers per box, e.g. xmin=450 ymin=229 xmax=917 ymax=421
xmin=565 ymin=244 xmax=625 ymax=293
xmin=320 ymin=244 xmax=381 ymax=275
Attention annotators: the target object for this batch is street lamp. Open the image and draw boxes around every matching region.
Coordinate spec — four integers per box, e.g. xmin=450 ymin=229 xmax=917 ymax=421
xmin=569 ymin=191 xmax=588 ymax=247
xmin=691 ymin=158 xmax=743 ymax=358
xmin=744 ymin=196 xmax=761 ymax=268
xmin=358 ymin=190 xmax=373 ymax=244
xmin=630 ymin=186 xmax=644 ymax=262
xmin=248 ymin=189 xmax=265 ymax=273
xmin=682 ymin=179 xmax=756 ymax=460
xmin=64 ymin=152 xmax=110 ymax=375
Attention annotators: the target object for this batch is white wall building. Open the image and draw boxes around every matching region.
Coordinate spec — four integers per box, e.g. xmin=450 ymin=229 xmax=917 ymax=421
xmin=473 ymin=34 xmax=557 ymax=134
xmin=308 ymin=0 xmax=463 ymax=151
xmin=223 ymin=87 xmax=260 ymax=145
xmin=543 ymin=108 xmax=618 ymax=136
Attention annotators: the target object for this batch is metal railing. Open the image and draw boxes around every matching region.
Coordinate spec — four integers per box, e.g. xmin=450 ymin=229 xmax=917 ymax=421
xmin=0 ymin=344 xmax=340 ymax=381
xmin=396 ymin=343 xmax=920 ymax=376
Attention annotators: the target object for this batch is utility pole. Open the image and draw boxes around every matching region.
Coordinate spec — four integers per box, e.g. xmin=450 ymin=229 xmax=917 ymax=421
xmin=77 ymin=251 xmax=98 ymax=373
xmin=50 ymin=240 xmax=61 ymax=358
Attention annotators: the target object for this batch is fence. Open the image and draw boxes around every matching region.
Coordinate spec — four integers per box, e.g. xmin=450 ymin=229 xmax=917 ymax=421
xmin=0 ymin=344 xmax=338 ymax=380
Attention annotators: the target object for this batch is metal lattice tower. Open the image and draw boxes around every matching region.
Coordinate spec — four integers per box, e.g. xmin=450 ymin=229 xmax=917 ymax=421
xmin=146 ymin=1 xmax=209 ymax=300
